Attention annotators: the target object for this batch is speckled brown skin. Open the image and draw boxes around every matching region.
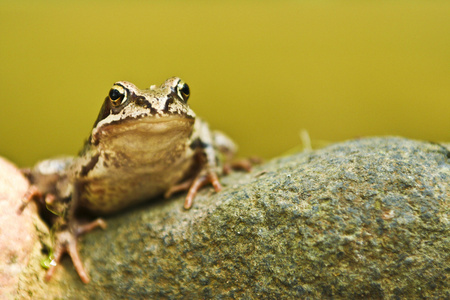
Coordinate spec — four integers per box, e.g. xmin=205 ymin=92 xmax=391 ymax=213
xmin=21 ymin=77 xmax=238 ymax=283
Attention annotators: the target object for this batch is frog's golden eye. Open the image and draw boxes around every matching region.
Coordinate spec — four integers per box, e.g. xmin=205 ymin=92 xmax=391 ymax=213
xmin=108 ymin=85 xmax=127 ymax=107
xmin=176 ymin=80 xmax=190 ymax=102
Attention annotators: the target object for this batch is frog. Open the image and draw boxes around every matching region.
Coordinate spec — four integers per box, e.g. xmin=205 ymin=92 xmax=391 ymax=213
xmin=19 ymin=77 xmax=247 ymax=283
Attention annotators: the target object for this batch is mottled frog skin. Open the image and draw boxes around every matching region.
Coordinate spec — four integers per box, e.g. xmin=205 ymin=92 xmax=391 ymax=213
xmin=21 ymin=77 xmax=238 ymax=283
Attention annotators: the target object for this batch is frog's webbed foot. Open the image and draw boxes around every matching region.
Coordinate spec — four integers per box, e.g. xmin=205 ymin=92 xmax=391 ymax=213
xmin=45 ymin=218 xmax=106 ymax=284
xmin=165 ymin=171 xmax=222 ymax=210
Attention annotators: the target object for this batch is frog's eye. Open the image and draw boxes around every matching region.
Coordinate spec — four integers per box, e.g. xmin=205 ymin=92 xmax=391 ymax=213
xmin=108 ymin=85 xmax=127 ymax=107
xmin=176 ymin=80 xmax=190 ymax=102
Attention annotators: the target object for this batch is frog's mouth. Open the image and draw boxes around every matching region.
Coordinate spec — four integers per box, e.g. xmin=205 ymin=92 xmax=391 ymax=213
xmin=92 ymin=115 xmax=195 ymax=144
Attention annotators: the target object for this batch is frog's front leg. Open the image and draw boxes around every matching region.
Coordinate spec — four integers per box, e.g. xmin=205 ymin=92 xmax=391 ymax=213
xmin=46 ymin=218 xmax=106 ymax=283
xmin=183 ymin=169 xmax=222 ymax=209
xmin=165 ymin=121 xmax=225 ymax=209
xmin=20 ymin=173 xmax=106 ymax=283
xmin=165 ymin=146 xmax=223 ymax=209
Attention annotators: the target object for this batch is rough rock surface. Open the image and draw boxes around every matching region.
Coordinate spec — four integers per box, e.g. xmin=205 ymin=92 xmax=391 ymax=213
xmin=7 ymin=137 xmax=450 ymax=298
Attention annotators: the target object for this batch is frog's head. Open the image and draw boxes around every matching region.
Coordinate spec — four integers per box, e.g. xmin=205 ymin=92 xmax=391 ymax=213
xmin=93 ymin=77 xmax=194 ymax=128
xmin=89 ymin=77 xmax=196 ymax=145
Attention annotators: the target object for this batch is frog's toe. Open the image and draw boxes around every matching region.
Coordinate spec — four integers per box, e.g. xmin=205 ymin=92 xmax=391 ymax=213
xmin=44 ymin=219 xmax=105 ymax=283
xmin=184 ymin=172 xmax=222 ymax=210
xmin=45 ymin=230 xmax=90 ymax=283
xmin=17 ymin=185 xmax=42 ymax=214
xmin=164 ymin=179 xmax=194 ymax=199
xmin=76 ymin=218 xmax=107 ymax=235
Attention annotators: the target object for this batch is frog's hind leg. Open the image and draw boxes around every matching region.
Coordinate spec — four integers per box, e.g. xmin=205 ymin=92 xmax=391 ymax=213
xmin=222 ymin=156 xmax=262 ymax=174
xmin=45 ymin=218 xmax=106 ymax=283
xmin=222 ymin=159 xmax=252 ymax=175
xmin=212 ymin=130 xmax=261 ymax=174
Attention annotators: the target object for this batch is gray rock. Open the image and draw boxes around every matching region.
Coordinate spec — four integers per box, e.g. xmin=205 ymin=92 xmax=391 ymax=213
xmin=14 ymin=137 xmax=450 ymax=298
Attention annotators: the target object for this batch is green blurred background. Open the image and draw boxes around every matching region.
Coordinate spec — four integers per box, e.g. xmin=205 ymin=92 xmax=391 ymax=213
xmin=1 ymin=1 xmax=449 ymax=167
